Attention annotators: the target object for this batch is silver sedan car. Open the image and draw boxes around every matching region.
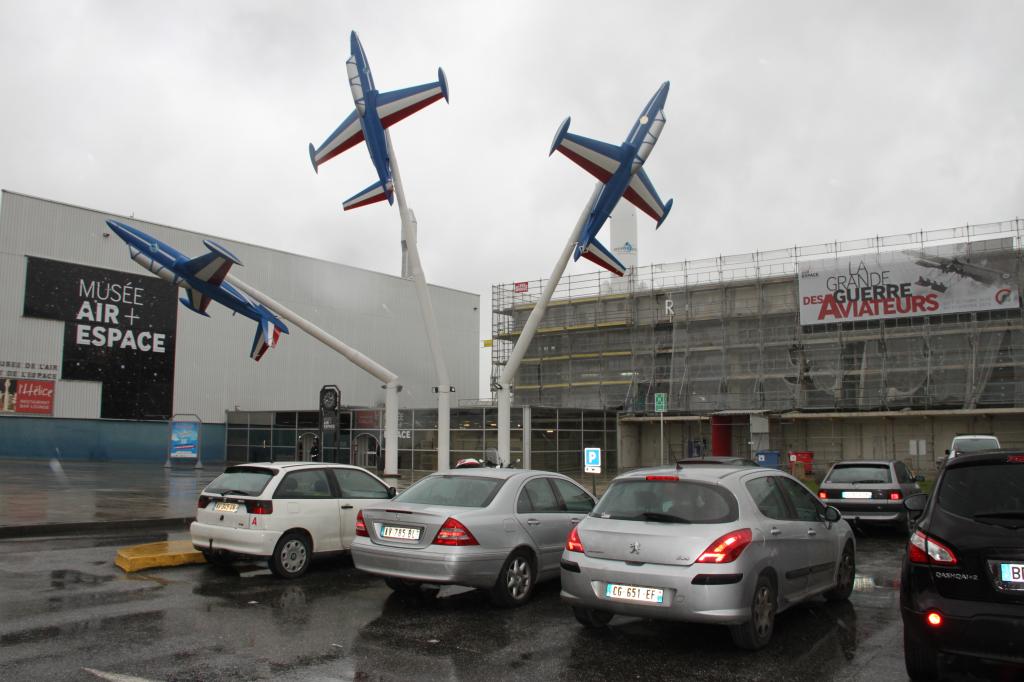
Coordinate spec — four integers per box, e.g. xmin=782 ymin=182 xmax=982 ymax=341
xmin=560 ymin=464 xmax=855 ymax=649
xmin=351 ymin=468 xmax=596 ymax=606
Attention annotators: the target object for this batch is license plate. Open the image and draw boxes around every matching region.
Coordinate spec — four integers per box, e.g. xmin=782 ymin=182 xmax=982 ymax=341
xmin=380 ymin=525 xmax=421 ymax=541
xmin=214 ymin=502 xmax=239 ymax=512
xmin=605 ymin=583 xmax=664 ymax=603
xmin=999 ymin=563 xmax=1024 ymax=582
xmin=841 ymin=491 xmax=872 ymax=499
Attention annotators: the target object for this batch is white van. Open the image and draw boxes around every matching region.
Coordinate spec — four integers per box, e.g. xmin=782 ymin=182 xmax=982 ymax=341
xmin=945 ymin=434 xmax=1000 ymax=462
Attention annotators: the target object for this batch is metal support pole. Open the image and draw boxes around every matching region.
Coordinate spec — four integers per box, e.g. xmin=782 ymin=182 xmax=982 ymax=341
xmin=224 ymin=274 xmax=401 ymax=478
xmin=386 ymin=130 xmax=452 ymax=471
xmin=497 ymin=183 xmax=603 ymax=465
xmin=660 ymin=412 xmax=665 ymax=466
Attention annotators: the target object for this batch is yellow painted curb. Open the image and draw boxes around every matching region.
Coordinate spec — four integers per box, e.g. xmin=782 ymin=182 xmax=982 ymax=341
xmin=115 ymin=540 xmax=206 ymax=573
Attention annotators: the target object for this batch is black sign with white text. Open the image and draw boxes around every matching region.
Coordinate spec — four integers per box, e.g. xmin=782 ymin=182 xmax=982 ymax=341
xmin=23 ymin=257 xmax=178 ymax=420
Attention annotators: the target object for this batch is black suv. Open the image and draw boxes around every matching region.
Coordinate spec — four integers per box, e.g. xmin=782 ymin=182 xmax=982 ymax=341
xmin=900 ymin=451 xmax=1024 ymax=679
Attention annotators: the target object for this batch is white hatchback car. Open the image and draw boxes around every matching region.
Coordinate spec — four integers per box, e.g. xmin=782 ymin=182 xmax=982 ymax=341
xmin=190 ymin=462 xmax=396 ymax=578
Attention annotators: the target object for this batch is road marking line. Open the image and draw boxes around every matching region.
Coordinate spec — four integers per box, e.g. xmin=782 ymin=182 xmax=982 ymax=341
xmin=82 ymin=668 xmax=160 ymax=682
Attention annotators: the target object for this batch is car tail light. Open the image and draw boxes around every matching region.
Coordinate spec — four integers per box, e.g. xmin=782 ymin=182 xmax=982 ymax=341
xmin=888 ymin=491 xmax=903 ymax=501
xmin=818 ymin=491 xmax=828 ymax=500
xmin=198 ymin=495 xmax=212 ymax=509
xmin=926 ymin=611 xmax=943 ymax=627
xmin=566 ymin=526 xmax=585 ymax=553
xmin=908 ymin=530 xmax=957 ymax=566
xmin=355 ymin=510 xmax=368 ymax=537
xmin=696 ymin=528 xmax=753 ymax=563
xmin=432 ymin=517 xmax=478 ymax=546
xmin=645 ymin=475 xmax=678 ymax=481
xmin=245 ymin=500 xmax=273 ymax=515
xmin=1007 ymin=455 xmax=1024 ymax=463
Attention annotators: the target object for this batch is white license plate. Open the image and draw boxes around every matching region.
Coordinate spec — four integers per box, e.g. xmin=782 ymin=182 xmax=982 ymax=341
xmin=214 ymin=502 xmax=239 ymax=512
xmin=841 ymin=491 xmax=872 ymax=499
xmin=381 ymin=525 xmax=421 ymax=541
xmin=605 ymin=583 xmax=664 ymax=603
xmin=1000 ymin=563 xmax=1024 ymax=582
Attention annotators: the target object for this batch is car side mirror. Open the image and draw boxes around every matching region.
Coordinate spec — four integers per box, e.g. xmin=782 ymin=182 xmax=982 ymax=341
xmin=387 ymin=486 xmax=397 ymax=499
xmin=823 ymin=506 xmax=842 ymax=523
xmin=914 ymin=474 xmax=925 ymax=483
xmin=904 ymin=493 xmax=928 ymax=517
xmin=944 ymin=449 xmax=950 ymax=455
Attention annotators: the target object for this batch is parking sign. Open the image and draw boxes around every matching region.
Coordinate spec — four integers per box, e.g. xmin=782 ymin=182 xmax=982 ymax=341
xmin=584 ymin=447 xmax=601 ymax=474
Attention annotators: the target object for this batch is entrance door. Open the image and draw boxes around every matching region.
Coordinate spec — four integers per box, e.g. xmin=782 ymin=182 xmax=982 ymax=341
xmin=297 ymin=432 xmax=318 ymax=462
xmin=353 ymin=433 xmax=382 ymax=471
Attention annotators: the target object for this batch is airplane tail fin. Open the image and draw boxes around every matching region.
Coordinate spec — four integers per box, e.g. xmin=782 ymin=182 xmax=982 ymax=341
xmin=576 ymin=237 xmax=627 ymax=277
xmin=250 ymin=316 xmax=284 ymax=362
xmin=179 ymin=295 xmax=211 ymax=317
xmin=343 ymin=179 xmax=394 ymax=211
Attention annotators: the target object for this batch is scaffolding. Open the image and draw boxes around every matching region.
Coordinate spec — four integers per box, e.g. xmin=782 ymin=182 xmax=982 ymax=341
xmin=492 ymin=219 xmax=1024 ymax=415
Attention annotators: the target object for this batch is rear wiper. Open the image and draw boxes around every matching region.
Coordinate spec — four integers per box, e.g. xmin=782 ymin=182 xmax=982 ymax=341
xmin=849 ymin=480 xmax=886 ymax=485
xmin=638 ymin=511 xmax=692 ymax=524
xmin=211 ymin=490 xmax=251 ymax=497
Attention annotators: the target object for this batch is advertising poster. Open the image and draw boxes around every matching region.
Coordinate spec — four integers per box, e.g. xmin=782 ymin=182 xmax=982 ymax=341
xmin=169 ymin=420 xmax=200 ymax=459
xmin=798 ymin=240 xmax=1019 ymax=326
xmin=22 ymin=257 xmax=178 ymax=420
xmin=0 ymin=378 xmax=55 ymax=415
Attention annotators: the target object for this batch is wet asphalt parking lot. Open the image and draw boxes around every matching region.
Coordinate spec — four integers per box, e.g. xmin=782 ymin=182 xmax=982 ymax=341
xmin=0 ymin=528 xmax=1020 ymax=681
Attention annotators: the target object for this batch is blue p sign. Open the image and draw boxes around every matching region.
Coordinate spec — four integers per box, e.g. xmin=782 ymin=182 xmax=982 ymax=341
xmin=584 ymin=447 xmax=601 ymax=473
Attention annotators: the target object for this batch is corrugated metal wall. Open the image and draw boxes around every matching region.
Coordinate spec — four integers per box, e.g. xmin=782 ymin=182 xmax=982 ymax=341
xmin=0 ymin=191 xmax=479 ymax=423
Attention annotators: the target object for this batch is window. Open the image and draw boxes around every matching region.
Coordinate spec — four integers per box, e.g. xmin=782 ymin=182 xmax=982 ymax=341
xmin=937 ymin=462 xmax=1024 ymax=518
xmin=775 ymin=477 xmax=824 ymax=522
xmin=206 ymin=467 xmax=276 ymax=496
xmin=746 ymin=476 xmax=790 ymax=520
xmin=551 ymin=478 xmax=595 ymax=513
xmin=594 ymin=479 xmax=738 ymax=524
xmin=518 ymin=478 xmax=561 ymax=513
xmin=333 ymin=468 xmax=389 ymax=499
xmin=398 ymin=475 xmax=503 ymax=508
xmin=825 ymin=464 xmax=892 ymax=484
xmin=894 ymin=462 xmax=913 ymax=484
xmin=273 ymin=469 xmax=333 ymax=499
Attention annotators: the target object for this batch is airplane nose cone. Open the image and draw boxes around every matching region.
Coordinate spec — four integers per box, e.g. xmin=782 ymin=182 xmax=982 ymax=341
xmin=105 ymin=220 xmax=131 ymax=240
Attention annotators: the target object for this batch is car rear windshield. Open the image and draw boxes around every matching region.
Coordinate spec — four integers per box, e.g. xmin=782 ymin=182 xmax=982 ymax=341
xmin=825 ymin=464 xmax=892 ymax=484
xmin=204 ymin=467 xmax=276 ymax=496
xmin=593 ymin=479 xmax=738 ymax=524
xmin=953 ymin=437 xmax=999 ymax=453
xmin=937 ymin=462 xmax=1024 ymax=521
xmin=396 ymin=475 xmax=504 ymax=508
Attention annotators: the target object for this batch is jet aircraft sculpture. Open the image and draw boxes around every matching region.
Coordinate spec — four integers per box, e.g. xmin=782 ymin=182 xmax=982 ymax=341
xmin=308 ymin=31 xmax=449 ymax=210
xmin=550 ymin=81 xmax=673 ymax=276
xmin=106 ymin=220 xmax=289 ymax=361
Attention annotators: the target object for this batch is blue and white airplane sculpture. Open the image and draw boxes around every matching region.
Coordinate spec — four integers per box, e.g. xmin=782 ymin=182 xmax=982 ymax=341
xmin=308 ymin=31 xmax=449 ymax=210
xmin=106 ymin=220 xmax=289 ymax=361
xmin=550 ymin=81 xmax=673 ymax=277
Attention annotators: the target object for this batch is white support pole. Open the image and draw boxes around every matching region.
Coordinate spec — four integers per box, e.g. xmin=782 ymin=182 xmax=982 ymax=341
xmin=385 ymin=129 xmax=452 ymax=471
xmin=224 ymin=274 xmax=401 ymax=478
xmin=497 ymin=183 xmax=603 ymax=465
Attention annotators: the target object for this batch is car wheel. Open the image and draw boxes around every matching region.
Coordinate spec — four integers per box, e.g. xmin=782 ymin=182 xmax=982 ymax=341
xmin=904 ymin=625 xmax=940 ymax=680
xmin=729 ymin=573 xmax=776 ymax=650
xmin=824 ymin=543 xmax=855 ymax=602
xmin=572 ymin=606 xmax=613 ymax=628
xmin=270 ymin=532 xmax=311 ymax=579
xmin=201 ymin=549 xmax=234 ymax=568
xmin=490 ymin=550 xmax=535 ymax=608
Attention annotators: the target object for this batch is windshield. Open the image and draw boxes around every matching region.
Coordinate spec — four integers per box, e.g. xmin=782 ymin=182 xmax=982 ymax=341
xmin=593 ymin=479 xmax=738 ymax=524
xmin=204 ymin=467 xmax=276 ymax=496
xmin=825 ymin=464 xmax=892 ymax=484
xmin=937 ymin=462 xmax=1024 ymax=522
xmin=397 ymin=475 xmax=504 ymax=508
xmin=953 ymin=437 xmax=999 ymax=453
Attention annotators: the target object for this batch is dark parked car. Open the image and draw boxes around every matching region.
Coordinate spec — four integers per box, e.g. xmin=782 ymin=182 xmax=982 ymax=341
xmin=818 ymin=460 xmax=923 ymax=533
xmin=900 ymin=451 xmax=1024 ymax=679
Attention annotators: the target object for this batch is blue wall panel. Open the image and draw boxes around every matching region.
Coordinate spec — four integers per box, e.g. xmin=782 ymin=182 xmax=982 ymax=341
xmin=0 ymin=417 xmax=225 ymax=463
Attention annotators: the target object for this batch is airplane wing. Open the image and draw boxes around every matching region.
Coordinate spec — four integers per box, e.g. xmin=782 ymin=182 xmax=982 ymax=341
xmin=309 ymin=109 xmax=365 ymax=171
xmin=549 ymin=118 xmax=623 ymax=184
xmin=343 ymin=179 xmax=392 ymax=210
xmin=624 ymin=168 xmax=673 ymax=226
xmin=375 ymin=69 xmax=449 ymax=129
xmin=179 ymin=240 xmax=241 ymax=287
xmin=577 ymin=236 xmax=627 ymax=277
xmin=250 ymin=316 xmax=284 ymax=362
xmin=179 ymin=290 xmax=213 ymax=315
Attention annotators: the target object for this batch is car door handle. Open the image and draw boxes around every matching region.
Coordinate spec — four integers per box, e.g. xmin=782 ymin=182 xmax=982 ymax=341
xmin=527 ymin=519 xmax=541 ymax=526
xmin=341 ymin=504 xmax=353 ymax=510
xmin=770 ymin=527 xmax=781 ymax=536
xmin=807 ymin=529 xmax=817 ymax=536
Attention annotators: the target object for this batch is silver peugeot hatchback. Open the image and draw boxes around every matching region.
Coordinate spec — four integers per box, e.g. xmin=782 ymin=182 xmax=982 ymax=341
xmin=352 ymin=468 xmax=596 ymax=606
xmin=560 ymin=464 xmax=855 ymax=649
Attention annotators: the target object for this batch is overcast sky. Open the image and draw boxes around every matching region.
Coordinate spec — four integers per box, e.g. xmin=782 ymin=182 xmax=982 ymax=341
xmin=2 ymin=1 xmax=1023 ymax=398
